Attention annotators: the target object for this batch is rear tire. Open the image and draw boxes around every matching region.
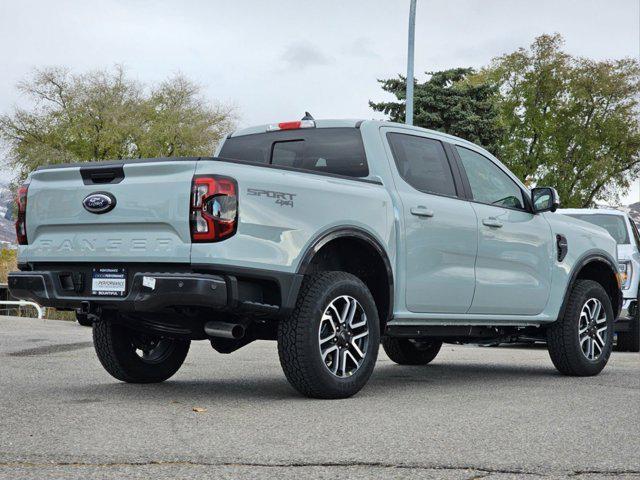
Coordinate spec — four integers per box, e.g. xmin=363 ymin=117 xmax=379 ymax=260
xmin=382 ymin=337 xmax=442 ymax=365
xmin=547 ymin=280 xmax=614 ymax=376
xmin=93 ymin=316 xmax=190 ymax=383
xmin=277 ymin=271 xmax=380 ymax=399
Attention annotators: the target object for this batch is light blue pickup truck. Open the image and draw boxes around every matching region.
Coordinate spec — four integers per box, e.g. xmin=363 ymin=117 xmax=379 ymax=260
xmin=9 ymin=117 xmax=622 ymax=398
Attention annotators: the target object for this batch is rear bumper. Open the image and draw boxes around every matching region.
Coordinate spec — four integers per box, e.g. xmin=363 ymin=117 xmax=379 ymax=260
xmin=8 ymin=263 xmax=302 ymax=317
xmin=9 ymin=270 xmax=228 ymax=312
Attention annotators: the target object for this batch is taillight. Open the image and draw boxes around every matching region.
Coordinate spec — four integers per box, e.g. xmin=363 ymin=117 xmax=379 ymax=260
xmin=190 ymin=175 xmax=238 ymax=243
xmin=15 ymin=183 xmax=29 ymax=245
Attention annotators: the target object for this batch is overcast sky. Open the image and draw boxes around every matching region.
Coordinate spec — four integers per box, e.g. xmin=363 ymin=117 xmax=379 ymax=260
xmin=1 ymin=0 xmax=639 ymax=203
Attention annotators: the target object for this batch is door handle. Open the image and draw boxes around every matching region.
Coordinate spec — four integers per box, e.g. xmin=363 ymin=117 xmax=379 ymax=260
xmin=482 ymin=217 xmax=503 ymax=228
xmin=410 ymin=206 xmax=434 ymax=217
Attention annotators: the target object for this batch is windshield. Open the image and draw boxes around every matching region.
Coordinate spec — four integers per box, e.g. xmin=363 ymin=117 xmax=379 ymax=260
xmin=566 ymin=214 xmax=630 ymax=244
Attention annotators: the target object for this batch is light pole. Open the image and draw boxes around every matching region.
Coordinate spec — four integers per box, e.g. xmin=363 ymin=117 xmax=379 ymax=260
xmin=406 ymin=0 xmax=417 ymax=125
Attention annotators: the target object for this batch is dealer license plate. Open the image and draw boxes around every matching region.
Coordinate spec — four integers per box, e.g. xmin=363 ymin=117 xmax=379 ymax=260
xmin=91 ymin=268 xmax=127 ymax=297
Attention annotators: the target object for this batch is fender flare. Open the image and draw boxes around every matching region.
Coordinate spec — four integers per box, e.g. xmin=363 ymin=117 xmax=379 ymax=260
xmin=296 ymin=226 xmax=394 ymax=322
xmin=557 ymin=252 xmax=621 ymax=321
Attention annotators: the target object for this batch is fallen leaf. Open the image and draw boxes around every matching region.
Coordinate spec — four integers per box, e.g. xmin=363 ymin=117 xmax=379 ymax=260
xmin=192 ymin=407 xmax=207 ymax=413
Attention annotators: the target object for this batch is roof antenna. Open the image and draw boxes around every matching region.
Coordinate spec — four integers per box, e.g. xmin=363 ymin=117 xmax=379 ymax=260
xmin=302 ymin=111 xmax=314 ymax=121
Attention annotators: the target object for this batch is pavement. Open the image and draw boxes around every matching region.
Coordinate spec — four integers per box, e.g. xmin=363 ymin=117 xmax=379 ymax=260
xmin=0 ymin=315 xmax=638 ymax=480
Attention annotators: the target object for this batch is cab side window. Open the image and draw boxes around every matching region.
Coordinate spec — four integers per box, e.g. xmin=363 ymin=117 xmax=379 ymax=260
xmin=456 ymin=146 xmax=526 ymax=211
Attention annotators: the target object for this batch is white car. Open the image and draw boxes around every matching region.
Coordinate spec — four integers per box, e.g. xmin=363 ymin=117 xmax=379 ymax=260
xmin=560 ymin=208 xmax=639 ymax=352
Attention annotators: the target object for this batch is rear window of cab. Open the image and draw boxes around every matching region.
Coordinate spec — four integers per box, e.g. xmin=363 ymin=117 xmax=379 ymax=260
xmin=218 ymin=127 xmax=369 ymax=178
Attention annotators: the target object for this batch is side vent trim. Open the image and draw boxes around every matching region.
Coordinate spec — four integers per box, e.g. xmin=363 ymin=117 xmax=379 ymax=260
xmin=557 ymin=234 xmax=568 ymax=262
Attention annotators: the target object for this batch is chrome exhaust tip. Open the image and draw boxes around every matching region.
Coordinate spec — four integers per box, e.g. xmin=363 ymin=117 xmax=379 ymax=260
xmin=204 ymin=321 xmax=246 ymax=340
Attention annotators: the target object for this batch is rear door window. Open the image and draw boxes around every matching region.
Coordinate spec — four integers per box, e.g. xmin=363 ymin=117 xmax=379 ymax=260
xmin=386 ymin=133 xmax=457 ymax=197
xmin=219 ymin=128 xmax=369 ymax=177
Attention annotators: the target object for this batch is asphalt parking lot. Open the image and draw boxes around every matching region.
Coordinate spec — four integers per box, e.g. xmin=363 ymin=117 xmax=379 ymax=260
xmin=0 ymin=315 xmax=638 ymax=479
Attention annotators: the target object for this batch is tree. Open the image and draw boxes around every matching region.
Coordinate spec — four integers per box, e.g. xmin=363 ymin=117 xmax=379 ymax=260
xmin=0 ymin=66 xmax=236 ymax=180
xmin=468 ymin=34 xmax=640 ymax=207
xmin=369 ymin=68 xmax=504 ymax=155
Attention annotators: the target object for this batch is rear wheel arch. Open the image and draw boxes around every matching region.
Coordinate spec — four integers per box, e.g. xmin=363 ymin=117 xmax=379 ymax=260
xmin=297 ymin=227 xmax=394 ymax=330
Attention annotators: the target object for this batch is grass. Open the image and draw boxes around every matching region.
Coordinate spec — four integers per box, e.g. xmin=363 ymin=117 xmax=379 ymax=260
xmin=0 ymin=248 xmax=17 ymax=284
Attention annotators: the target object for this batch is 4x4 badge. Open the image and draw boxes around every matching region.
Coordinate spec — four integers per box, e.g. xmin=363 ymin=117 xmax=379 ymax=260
xmin=247 ymin=188 xmax=296 ymax=207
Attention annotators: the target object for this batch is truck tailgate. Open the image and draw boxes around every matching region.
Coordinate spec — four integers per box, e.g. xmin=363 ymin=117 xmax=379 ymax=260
xmin=21 ymin=160 xmax=198 ymax=263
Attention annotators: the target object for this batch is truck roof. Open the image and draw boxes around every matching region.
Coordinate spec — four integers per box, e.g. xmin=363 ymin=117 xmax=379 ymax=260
xmin=229 ymin=119 xmax=480 ymax=149
xmin=230 ymin=119 xmax=364 ymax=136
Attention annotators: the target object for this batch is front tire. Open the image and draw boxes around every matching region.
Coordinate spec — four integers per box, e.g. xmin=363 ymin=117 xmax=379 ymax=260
xmin=93 ymin=317 xmax=190 ymax=383
xmin=278 ymin=272 xmax=380 ymax=399
xmin=382 ymin=337 xmax=442 ymax=365
xmin=547 ymin=280 xmax=614 ymax=376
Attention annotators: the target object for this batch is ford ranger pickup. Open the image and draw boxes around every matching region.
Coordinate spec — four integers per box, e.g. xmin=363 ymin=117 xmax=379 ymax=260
xmin=9 ymin=118 xmax=623 ymax=398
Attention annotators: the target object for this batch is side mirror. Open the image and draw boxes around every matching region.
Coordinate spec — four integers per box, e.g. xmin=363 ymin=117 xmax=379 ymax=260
xmin=531 ymin=187 xmax=560 ymax=213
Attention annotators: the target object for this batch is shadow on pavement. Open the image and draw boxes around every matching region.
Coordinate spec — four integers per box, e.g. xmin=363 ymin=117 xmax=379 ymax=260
xmin=63 ymin=360 xmax=561 ymax=402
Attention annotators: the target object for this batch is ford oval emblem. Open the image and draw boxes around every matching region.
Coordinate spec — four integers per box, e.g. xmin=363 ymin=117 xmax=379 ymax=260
xmin=82 ymin=192 xmax=116 ymax=214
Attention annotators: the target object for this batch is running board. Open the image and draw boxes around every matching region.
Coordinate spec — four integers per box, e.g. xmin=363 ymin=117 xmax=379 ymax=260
xmin=385 ymin=324 xmax=547 ymax=344
xmin=386 ymin=324 xmax=521 ymax=339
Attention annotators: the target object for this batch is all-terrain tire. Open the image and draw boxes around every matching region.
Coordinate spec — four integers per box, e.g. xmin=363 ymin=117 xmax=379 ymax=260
xmin=547 ymin=280 xmax=614 ymax=376
xmin=382 ymin=337 xmax=443 ymax=365
xmin=93 ymin=317 xmax=190 ymax=383
xmin=277 ymin=271 xmax=380 ymax=399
